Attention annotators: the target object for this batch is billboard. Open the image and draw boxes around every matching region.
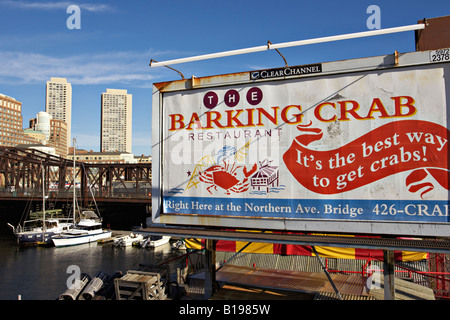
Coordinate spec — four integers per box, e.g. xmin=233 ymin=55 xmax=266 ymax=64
xmin=152 ymin=50 xmax=450 ymax=237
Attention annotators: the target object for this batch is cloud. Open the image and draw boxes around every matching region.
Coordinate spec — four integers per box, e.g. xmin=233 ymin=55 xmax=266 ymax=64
xmin=0 ymin=49 xmax=168 ymax=86
xmin=0 ymin=0 xmax=114 ymax=12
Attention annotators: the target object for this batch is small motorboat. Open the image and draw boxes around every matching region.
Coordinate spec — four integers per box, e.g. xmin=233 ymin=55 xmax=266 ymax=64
xmin=113 ymin=233 xmax=143 ymax=247
xmin=172 ymin=239 xmax=187 ymax=250
xmin=146 ymin=235 xmax=171 ymax=248
xmin=131 ymin=235 xmax=171 ymax=248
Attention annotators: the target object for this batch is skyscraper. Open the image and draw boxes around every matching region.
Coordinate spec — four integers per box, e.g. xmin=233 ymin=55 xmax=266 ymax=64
xmin=45 ymin=77 xmax=72 ymax=152
xmin=101 ymin=89 xmax=132 ymax=153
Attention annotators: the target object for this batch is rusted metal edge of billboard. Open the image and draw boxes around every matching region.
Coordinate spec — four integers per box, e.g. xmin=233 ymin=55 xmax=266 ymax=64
xmin=151 ymin=49 xmax=442 ymax=93
xmin=153 ymin=213 xmax=450 ymax=238
xmin=140 ymin=226 xmax=450 ymax=254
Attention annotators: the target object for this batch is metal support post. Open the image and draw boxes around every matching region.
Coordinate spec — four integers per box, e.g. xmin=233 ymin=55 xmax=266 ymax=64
xmin=383 ymin=250 xmax=396 ymax=300
xmin=312 ymin=246 xmax=342 ymax=300
xmin=204 ymin=238 xmax=216 ymax=299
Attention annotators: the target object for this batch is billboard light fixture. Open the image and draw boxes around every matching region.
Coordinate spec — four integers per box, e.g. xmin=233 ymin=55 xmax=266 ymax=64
xmin=150 ymin=24 xmax=426 ymax=68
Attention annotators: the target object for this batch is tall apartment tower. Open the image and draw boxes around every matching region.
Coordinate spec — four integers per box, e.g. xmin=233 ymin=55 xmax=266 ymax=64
xmin=101 ymin=89 xmax=132 ymax=153
xmin=45 ymin=77 xmax=72 ymax=152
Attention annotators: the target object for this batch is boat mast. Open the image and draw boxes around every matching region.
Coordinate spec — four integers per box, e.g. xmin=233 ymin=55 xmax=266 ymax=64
xmin=73 ymin=138 xmax=76 ymax=225
xmin=42 ymin=161 xmax=45 ymax=234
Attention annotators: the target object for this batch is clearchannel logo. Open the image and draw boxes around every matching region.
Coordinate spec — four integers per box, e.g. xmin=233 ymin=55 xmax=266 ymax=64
xmin=250 ymin=64 xmax=322 ymax=80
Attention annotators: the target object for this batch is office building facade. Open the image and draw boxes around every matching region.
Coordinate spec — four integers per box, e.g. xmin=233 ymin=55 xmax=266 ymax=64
xmin=45 ymin=77 xmax=72 ymax=152
xmin=29 ymin=112 xmax=68 ymax=157
xmin=0 ymin=94 xmax=27 ymax=147
xmin=101 ymin=89 xmax=132 ymax=153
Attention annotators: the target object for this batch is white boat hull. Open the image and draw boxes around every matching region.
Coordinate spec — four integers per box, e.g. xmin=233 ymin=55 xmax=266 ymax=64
xmin=113 ymin=234 xmax=143 ymax=247
xmin=147 ymin=236 xmax=171 ymax=248
xmin=52 ymin=230 xmax=112 ymax=247
xmin=12 ymin=223 xmax=74 ymax=245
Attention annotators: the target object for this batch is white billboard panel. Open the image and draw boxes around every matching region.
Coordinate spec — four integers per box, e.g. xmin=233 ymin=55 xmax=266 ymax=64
xmin=152 ymin=50 xmax=450 ymax=237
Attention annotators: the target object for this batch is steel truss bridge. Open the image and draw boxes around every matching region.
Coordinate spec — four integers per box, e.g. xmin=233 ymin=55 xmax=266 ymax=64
xmin=0 ymin=146 xmax=151 ymax=205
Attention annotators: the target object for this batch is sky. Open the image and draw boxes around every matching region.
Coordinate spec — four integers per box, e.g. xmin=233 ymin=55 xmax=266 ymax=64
xmin=0 ymin=0 xmax=448 ymax=156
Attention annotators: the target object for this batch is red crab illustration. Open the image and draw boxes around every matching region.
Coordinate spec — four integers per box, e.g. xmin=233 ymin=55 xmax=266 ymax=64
xmin=199 ymin=162 xmax=257 ymax=194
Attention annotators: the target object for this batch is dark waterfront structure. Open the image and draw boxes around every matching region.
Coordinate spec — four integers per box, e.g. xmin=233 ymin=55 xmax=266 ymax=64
xmin=0 ymin=146 xmax=151 ymax=229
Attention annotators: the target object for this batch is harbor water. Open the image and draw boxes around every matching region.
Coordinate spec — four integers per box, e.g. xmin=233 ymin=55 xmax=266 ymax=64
xmin=0 ymin=233 xmax=181 ymax=300
xmin=0 ymin=202 xmax=180 ymax=300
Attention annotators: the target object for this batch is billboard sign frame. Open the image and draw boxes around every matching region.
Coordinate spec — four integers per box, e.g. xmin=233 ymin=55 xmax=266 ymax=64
xmin=152 ymin=49 xmax=450 ymax=237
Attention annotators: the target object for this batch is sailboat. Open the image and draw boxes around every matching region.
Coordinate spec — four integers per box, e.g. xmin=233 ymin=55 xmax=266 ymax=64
xmin=7 ymin=163 xmax=73 ymax=245
xmin=51 ymin=210 xmax=112 ymax=247
xmin=52 ymin=139 xmax=111 ymax=247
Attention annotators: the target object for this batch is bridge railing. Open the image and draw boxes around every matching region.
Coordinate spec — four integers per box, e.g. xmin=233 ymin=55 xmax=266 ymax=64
xmin=0 ymin=188 xmax=151 ymax=200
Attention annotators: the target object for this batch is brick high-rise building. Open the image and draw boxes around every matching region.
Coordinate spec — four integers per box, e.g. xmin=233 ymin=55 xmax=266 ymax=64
xmin=0 ymin=94 xmax=68 ymax=157
xmin=0 ymin=94 xmax=26 ymax=147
